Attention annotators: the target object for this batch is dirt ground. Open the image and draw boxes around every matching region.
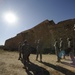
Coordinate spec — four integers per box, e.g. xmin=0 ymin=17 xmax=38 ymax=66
xmin=0 ymin=49 xmax=75 ymax=75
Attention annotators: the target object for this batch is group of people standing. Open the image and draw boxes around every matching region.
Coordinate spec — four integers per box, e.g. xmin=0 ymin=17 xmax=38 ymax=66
xmin=18 ymin=37 xmax=75 ymax=69
xmin=54 ymin=38 xmax=74 ymax=62
xmin=18 ymin=39 xmax=43 ymax=68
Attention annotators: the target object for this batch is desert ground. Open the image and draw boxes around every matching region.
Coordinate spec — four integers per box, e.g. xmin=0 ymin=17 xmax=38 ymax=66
xmin=0 ymin=49 xmax=75 ymax=75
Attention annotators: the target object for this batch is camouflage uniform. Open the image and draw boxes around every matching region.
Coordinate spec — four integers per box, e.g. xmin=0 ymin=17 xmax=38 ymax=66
xmin=21 ymin=40 xmax=31 ymax=68
xmin=66 ymin=38 xmax=73 ymax=54
xmin=59 ymin=38 xmax=64 ymax=51
xmin=18 ymin=42 xmax=22 ymax=60
xmin=59 ymin=38 xmax=65 ymax=59
xmin=36 ymin=39 xmax=42 ymax=62
xmin=67 ymin=38 xmax=75 ymax=64
xmin=54 ymin=39 xmax=60 ymax=62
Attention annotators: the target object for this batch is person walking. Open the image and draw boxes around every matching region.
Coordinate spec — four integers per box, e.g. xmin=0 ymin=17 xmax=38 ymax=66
xmin=18 ymin=42 xmax=22 ymax=60
xmin=36 ymin=39 xmax=42 ymax=62
xmin=54 ymin=39 xmax=60 ymax=62
xmin=59 ymin=38 xmax=64 ymax=51
xmin=21 ymin=40 xmax=31 ymax=69
xmin=66 ymin=38 xmax=75 ymax=65
xmin=65 ymin=38 xmax=73 ymax=54
xmin=59 ymin=38 xmax=65 ymax=59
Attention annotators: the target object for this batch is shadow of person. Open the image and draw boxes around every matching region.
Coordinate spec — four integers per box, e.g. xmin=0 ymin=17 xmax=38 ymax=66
xmin=61 ymin=61 xmax=75 ymax=68
xmin=24 ymin=62 xmax=50 ymax=75
xmin=39 ymin=61 xmax=75 ymax=75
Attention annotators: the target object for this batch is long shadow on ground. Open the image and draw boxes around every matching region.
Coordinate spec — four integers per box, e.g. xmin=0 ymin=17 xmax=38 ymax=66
xmin=61 ymin=61 xmax=75 ymax=68
xmin=39 ymin=61 xmax=75 ymax=75
xmin=24 ymin=62 xmax=50 ymax=75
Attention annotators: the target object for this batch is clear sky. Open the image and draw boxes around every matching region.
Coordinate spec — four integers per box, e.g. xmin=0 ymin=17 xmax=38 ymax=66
xmin=0 ymin=0 xmax=75 ymax=45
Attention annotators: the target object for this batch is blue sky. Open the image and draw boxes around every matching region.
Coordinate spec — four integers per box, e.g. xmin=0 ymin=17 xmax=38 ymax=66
xmin=0 ymin=0 xmax=75 ymax=45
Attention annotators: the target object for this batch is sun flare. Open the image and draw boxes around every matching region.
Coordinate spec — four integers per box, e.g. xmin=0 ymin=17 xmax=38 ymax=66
xmin=3 ymin=11 xmax=18 ymax=24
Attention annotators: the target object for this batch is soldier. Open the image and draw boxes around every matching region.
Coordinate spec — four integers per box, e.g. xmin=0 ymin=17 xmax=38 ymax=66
xmin=69 ymin=50 xmax=75 ymax=65
xmin=36 ymin=39 xmax=42 ymax=62
xmin=66 ymin=38 xmax=73 ymax=54
xmin=66 ymin=38 xmax=75 ymax=65
xmin=59 ymin=38 xmax=65 ymax=59
xmin=59 ymin=38 xmax=64 ymax=51
xmin=21 ymin=40 xmax=31 ymax=68
xmin=18 ymin=42 xmax=22 ymax=60
xmin=54 ymin=39 xmax=60 ymax=62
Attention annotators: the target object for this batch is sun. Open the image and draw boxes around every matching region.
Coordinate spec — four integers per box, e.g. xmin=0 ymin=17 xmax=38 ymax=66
xmin=3 ymin=11 xmax=18 ymax=24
